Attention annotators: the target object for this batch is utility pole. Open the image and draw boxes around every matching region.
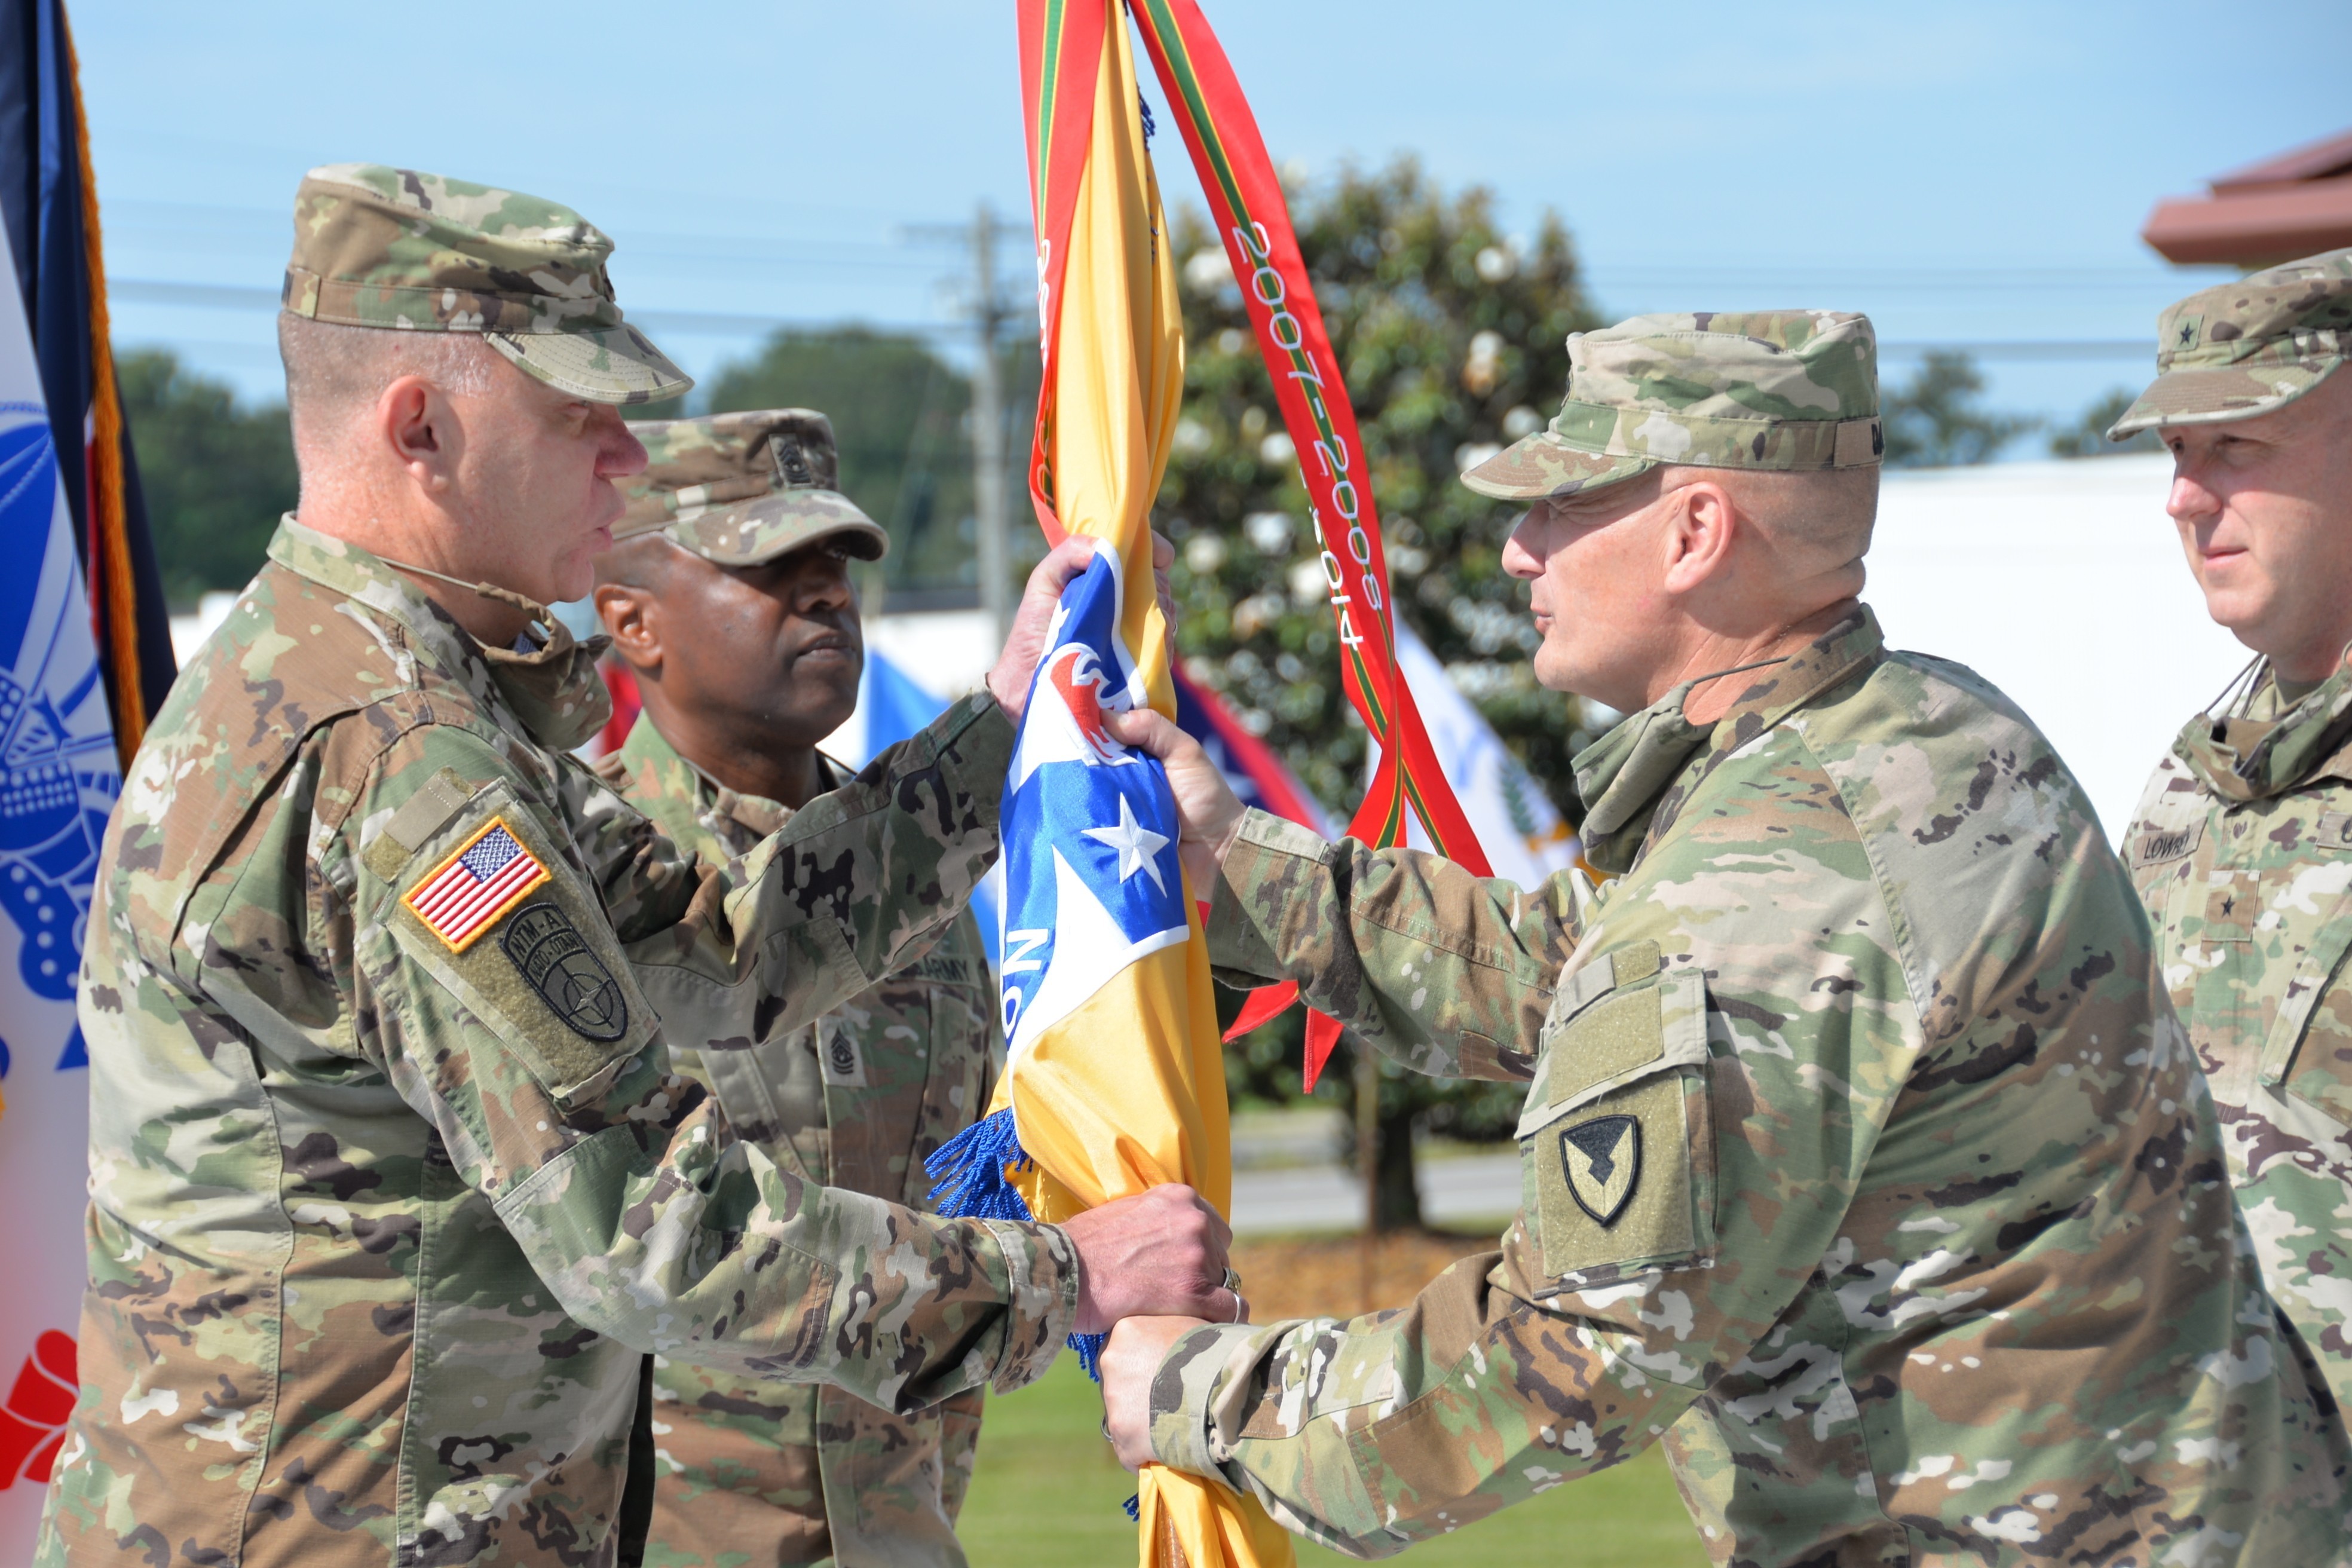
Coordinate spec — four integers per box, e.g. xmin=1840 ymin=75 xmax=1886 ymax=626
xmin=968 ymin=203 xmax=1013 ymax=647
xmin=906 ymin=204 xmax=1021 ymax=641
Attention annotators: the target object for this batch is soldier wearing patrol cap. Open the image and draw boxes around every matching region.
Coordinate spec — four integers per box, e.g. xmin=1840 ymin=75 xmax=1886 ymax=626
xmin=36 ymin=166 xmax=1238 ymax=1568
xmin=589 ymin=409 xmax=997 ymax=1567
xmin=1096 ymin=311 xmax=2352 ymax=1563
xmin=2114 ymin=248 xmax=2352 ymax=1413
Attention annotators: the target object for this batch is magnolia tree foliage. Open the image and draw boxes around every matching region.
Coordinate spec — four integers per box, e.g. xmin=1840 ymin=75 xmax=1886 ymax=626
xmin=1154 ymin=159 xmax=1607 ymax=1221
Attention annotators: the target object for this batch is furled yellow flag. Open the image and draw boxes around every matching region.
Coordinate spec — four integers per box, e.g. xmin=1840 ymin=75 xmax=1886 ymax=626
xmin=922 ymin=5 xmax=1295 ymax=1566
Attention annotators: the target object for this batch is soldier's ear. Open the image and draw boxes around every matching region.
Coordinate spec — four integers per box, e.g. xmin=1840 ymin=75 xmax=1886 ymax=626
xmin=1660 ymin=479 xmax=1739 ymax=596
xmin=596 ymin=583 xmax=662 ymax=672
xmin=380 ymin=375 xmax=457 ymax=495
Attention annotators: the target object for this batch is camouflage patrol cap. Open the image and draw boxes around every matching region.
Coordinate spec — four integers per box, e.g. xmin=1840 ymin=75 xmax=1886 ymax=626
xmin=1463 ymin=311 xmax=1883 ymax=501
xmin=615 ymin=409 xmax=888 ymax=565
xmin=2109 ymin=248 xmax=2351 ymax=438
xmin=281 ymin=163 xmax=691 ymax=406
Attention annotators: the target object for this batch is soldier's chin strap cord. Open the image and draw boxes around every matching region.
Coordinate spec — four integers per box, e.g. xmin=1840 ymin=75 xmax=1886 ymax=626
xmin=1685 ymin=654 xmax=1789 ymax=691
xmin=2205 ymin=654 xmax=2268 ymax=723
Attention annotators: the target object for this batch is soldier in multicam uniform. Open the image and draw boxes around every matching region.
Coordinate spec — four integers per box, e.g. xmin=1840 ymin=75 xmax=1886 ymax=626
xmin=2114 ymin=249 xmax=2352 ymax=1411
xmin=589 ymin=409 xmax=998 ymax=1567
xmin=36 ymin=164 xmax=1238 ymax=1568
xmin=1099 ymin=313 xmax=2352 ymax=1564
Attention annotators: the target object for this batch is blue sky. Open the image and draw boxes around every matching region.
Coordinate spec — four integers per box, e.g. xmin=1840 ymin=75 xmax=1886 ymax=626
xmin=79 ymin=1 xmax=2352 ymax=439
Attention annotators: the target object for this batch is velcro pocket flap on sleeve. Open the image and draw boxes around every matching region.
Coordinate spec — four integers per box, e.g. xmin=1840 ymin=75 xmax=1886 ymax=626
xmin=361 ymin=767 xmax=477 ymax=883
xmin=375 ymin=782 xmax=656 ymax=1106
xmin=1518 ymin=956 xmax=1705 ymax=1139
xmin=1515 ymin=954 xmax=1716 ymax=1290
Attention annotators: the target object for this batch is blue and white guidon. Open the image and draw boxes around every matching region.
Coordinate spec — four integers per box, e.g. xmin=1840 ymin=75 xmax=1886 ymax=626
xmin=995 ymin=545 xmax=1188 ymax=1062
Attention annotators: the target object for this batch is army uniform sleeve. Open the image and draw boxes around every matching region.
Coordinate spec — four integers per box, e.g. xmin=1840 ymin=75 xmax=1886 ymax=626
xmin=336 ymin=711 xmax=1076 ymax=1411
xmin=593 ymin=693 xmax=1013 ymax=1037
xmin=1205 ymin=810 xmax=1592 ymax=1081
xmin=1168 ymin=815 xmax=1905 ymax=1556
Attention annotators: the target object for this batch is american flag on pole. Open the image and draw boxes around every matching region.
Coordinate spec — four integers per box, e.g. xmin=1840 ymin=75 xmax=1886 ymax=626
xmin=404 ymin=820 xmax=550 ymax=953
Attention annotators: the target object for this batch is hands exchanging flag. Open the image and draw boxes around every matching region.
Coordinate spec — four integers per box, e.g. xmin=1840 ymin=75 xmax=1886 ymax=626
xmin=974 ymin=529 xmax=1263 ymax=1475
xmin=987 ymin=532 xmax=1179 ymax=722
xmin=1100 ymin=1314 xmax=1205 ymax=1471
xmin=976 ymin=529 xmax=1248 ymax=1337
xmin=1101 ymin=708 xmax=1250 ymax=896
xmin=1061 ymin=1188 xmax=1244 ymax=1335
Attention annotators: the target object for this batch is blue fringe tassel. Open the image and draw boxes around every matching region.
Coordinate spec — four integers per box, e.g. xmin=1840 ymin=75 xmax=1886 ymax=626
xmin=925 ymin=1108 xmax=1113 ymax=1383
xmin=1123 ymin=1493 xmax=1141 ymax=1521
xmin=926 ymin=1107 xmax=1036 ymax=1222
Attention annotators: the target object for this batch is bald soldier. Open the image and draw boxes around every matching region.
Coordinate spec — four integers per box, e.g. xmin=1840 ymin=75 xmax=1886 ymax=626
xmin=1099 ymin=313 xmax=2352 ymax=1563
xmin=590 ymin=410 xmax=999 ymax=1566
xmin=2115 ymin=249 xmax=2352 ymax=1410
xmin=36 ymin=165 xmax=1236 ymax=1568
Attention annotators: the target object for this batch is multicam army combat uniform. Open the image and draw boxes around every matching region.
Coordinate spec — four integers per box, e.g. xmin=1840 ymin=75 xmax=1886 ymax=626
xmin=36 ymin=522 xmax=1067 ymax=1568
xmin=2124 ymin=663 xmax=2352 ymax=1414
xmin=2111 ymin=248 xmax=2352 ymax=1417
xmin=1154 ymin=612 xmax=2350 ymax=1563
xmin=595 ymin=718 xmax=999 ymax=1567
xmin=38 ymin=162 xmax=1074 ymax=1568
xmin=1147 ymin=312 xmax=2352 ymax=1564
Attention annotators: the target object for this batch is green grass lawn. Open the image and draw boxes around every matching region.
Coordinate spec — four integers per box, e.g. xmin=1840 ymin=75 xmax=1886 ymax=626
xmin=957 ymin=1354 xmax=1708 ymax=1567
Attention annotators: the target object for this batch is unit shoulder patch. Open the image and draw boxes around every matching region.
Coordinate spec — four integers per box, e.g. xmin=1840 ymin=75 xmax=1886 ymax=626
xmin=404 ymin=816 xmax=550 ymax=951
xmin=1561 ymin=1114 xmax=1640 ymax=1226
xmin=499 ymin=902 xmax=629 ymax=1043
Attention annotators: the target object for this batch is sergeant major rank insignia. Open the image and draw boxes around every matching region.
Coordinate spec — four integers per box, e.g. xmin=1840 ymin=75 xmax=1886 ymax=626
xmin=1561 ymin=1114 xmax=1640 ymax=1227
xmin=405 ymin=817 xmax=550 ymax=951
xmin=819 ymin=1023 xmax=867 ymax=1088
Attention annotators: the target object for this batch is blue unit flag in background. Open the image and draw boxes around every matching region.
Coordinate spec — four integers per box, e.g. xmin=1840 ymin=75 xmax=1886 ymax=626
xmin=0 ymin=200 xmax=120 ymax=1551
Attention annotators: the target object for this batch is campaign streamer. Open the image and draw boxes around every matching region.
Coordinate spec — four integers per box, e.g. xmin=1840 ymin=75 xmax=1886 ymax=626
xmin=1122 ymin=0 xmax=1492 ymax=1085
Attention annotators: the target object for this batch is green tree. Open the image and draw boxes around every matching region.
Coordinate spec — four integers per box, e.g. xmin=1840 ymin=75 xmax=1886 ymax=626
xmin=117 ymin=350 xmax=299 ymax=607
xmin=1157 ymin=158 xmax=1606 ymax=1227
xmin=1881 ymin=350 xmax=2038 ymax=467
xmin=685 ymin=327 xmax=1038 ymax=602
xmin=2049 ymin=387 xmax=2162 ymax=458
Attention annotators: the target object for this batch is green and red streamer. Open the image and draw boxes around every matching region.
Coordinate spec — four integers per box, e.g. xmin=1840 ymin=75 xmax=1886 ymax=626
xmin=1017 ymin=0 xmax=1492 ymax=1089
xmin=1123 ymin=0 xmax=1491 ymax=1086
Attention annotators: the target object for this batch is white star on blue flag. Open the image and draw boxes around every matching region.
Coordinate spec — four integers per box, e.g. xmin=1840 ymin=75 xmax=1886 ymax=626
xmin=995 ymin=548 xmax=1189 ymax=1058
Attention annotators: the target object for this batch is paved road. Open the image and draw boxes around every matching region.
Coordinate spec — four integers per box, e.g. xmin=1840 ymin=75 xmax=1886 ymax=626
xmin=1229 ymin=1152 xmax=1520 ymax=1236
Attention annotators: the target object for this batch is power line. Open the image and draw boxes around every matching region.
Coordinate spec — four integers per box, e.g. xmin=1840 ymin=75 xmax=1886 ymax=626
xmin=103 ymin=278 xmax=966 ymax=342
xmin=104 ymin=279 xmax=2154 ymax=363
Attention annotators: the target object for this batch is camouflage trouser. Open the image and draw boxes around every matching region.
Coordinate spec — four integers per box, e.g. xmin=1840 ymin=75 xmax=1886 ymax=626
xmin=645 ymin=1357 xmax=982 ymax=1568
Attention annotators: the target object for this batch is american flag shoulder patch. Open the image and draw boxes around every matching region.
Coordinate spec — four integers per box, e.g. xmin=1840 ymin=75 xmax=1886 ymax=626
xmin=405 ymin=816 xmax=552 ymax=953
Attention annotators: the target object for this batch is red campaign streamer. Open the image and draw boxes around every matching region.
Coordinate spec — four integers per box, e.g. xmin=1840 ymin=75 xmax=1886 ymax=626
xmin=1120 ymin=0 xmax=1492 ymax=1088
xmin=1016 ymin=0 xmax=1494 ymax=1089
xmin=1017 ymin=0 xmax=1105 ymax=544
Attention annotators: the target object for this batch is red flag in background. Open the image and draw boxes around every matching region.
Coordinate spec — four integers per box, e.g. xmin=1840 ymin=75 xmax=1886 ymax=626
xmin=1170 ymin=658 xmax=1331 ymax=839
